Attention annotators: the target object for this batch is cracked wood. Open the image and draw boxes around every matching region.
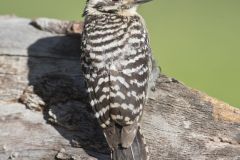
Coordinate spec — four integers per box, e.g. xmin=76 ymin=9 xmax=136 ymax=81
xmin=0 ymin=16 xmax=240 ymax=160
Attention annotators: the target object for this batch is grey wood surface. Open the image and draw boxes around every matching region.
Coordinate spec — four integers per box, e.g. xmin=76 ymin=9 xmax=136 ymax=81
xmin=0 ymin=16 xmax=240 ymax=160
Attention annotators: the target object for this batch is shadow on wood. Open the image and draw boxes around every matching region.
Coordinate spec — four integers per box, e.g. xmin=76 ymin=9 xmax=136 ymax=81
xmin=26 ymin=35 xmax=111 ymax=159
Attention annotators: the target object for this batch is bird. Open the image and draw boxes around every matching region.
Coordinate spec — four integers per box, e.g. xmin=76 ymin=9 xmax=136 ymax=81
xmin=80 ymin=0 xmax=153 ymax=159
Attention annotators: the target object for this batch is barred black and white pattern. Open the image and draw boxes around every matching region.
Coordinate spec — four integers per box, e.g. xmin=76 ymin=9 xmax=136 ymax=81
xmin=81 ymin=13 xmax=152 ymax=129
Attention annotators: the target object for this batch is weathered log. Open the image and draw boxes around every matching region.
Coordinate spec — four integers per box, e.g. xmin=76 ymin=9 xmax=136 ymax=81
xmin=0 ymin=16 xmax=240 ymax=160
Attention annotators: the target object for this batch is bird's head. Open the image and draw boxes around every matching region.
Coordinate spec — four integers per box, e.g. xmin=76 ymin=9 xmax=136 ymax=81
xmin=83 ymin=0 xmax=152 ymax=16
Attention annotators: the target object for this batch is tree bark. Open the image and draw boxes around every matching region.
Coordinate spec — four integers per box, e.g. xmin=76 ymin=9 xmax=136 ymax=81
xmin=0 ymin=16 xmax=239 ymax=160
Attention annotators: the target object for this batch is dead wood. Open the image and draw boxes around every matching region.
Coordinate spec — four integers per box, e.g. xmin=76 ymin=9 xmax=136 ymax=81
xmin=0 ymin=16 xmax=240 ymax=160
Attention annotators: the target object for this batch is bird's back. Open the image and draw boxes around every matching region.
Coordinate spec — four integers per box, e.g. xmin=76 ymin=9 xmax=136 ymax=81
xmin=81 ymin=13 xmax=151 ymax=159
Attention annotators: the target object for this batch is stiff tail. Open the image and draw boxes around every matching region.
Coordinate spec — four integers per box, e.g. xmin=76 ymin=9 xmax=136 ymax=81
xmin=111 ymin=129 xmax=149 ymax=160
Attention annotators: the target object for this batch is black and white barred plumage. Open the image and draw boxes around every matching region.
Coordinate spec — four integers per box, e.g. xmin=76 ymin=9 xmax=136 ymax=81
xmin=81 ymin=0 xmax=153 ymax=159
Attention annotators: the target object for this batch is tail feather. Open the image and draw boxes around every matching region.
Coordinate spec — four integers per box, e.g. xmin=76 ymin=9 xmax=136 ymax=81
xmin=111 ymin=129 xmax=148 ymax=160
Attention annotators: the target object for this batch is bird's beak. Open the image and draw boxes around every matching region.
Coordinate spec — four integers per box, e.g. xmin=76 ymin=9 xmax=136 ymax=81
xmin=133 ymin=0 xmax=153 ymax=5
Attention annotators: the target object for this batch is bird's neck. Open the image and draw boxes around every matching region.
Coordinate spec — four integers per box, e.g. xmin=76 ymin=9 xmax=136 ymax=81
xmin=84 ymin=6 xmax=139 ymax=17
xmin=118 ymin=7 xmax=138 ymax=16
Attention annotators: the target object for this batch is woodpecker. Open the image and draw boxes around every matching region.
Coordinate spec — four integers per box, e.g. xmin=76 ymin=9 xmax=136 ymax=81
xmin=81 ymin=0 xmax=153 ymax=159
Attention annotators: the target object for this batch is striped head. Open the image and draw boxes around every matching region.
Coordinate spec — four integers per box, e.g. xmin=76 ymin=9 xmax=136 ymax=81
xmin=84 ymin=0 xmax=153 ymax=16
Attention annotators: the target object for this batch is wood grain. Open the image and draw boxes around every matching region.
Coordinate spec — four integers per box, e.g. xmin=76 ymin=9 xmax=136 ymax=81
xmin=0 ymin=16 xmax=239 ymax=160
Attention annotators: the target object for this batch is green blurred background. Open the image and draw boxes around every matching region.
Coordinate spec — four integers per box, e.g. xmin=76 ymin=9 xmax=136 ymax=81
xmin=0 ymin=0 xmax=239 ymax=107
